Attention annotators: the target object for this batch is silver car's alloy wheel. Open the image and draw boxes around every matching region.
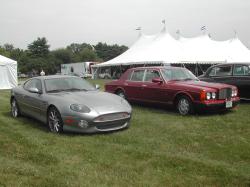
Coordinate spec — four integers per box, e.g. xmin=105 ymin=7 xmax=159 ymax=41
xmin=177 ymin=97 xmax=192 ymax=115
xmin=48 ymin=107 xmax=63 ymax=133
xmin=11 ymin=99 xmax=19 ymax=118
xmin=117 ymin=90 xmax=126 ymax=99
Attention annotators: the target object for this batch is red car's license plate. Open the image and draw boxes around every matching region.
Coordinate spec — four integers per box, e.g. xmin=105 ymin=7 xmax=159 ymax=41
xmin=226 ymin=101 xmax=233 ymax=108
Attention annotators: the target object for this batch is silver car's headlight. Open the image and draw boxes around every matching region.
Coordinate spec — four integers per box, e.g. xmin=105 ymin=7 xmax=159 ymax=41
xmin=70 ymin=104 xmax=91 ymax=113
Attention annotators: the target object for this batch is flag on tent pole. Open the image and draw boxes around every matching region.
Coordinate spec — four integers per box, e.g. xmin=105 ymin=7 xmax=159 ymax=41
xmin=135 ymin=27 xmax=142 ymax=37
xmin=201 ymin=26 xmax=206 ymax=31
xmin=233 ymin=29 xmax=237 ymax=37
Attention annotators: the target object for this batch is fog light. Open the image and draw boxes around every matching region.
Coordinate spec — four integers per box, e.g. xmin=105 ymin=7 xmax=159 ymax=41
xmin=79 ymin=120 xmax=88 ymax=128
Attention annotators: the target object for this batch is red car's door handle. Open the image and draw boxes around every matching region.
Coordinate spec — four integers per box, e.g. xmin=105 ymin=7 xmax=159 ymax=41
xmin=142 ymin=84 xmax=147 ymax=87
xmin=124 ymin=83 xmax=128 ymax=86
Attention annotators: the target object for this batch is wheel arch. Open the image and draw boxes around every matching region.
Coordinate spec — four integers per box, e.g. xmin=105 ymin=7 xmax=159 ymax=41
xmin=46 ymin=104 xmax=59 ymax=123
xmin=174 ymin=91 xmax=194 ymax=106
xmin=10 ymin=95 xmax=15 ymax=104
xmin=115 ymin=87 xmax=126 ymax=95
xmin=46 ymin=104 xmax=58 ymax=115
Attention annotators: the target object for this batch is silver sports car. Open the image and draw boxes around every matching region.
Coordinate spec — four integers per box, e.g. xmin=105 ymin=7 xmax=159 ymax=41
xmin=10 ymin=75 xmax=132 ymax=133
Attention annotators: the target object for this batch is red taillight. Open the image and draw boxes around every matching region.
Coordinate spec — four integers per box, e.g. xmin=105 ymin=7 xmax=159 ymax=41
xmin=200 ymin=90 xmax=206 ymax=101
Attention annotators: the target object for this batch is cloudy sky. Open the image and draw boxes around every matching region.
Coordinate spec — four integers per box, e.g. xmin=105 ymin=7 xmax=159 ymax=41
xmin=0 ymin=0 xmax=250 ymax=49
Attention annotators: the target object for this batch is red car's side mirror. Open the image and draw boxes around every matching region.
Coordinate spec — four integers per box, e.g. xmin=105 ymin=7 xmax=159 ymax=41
xmin=152 ymin=78 xmax=163 ymax=84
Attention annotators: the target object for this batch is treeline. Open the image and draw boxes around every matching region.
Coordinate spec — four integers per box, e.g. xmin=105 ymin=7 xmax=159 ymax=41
xmin=0 ymin=37 xmax=128 ymax=75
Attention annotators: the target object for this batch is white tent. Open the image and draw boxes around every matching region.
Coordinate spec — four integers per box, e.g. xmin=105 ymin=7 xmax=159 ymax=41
xmin=178 ymin=34 xmax=228 ymax=63
xmin=226 ymin=37 xmax=250 ymax=62
xmin=0 ymin=55 xmax=18 ymax=89
xmin=94 ymin=26 xmax=250 ymax=68
xmin=179 ymin=33 xmax=250 ymax=63
xmin=96 ymin=27 xmax=183 ymax=67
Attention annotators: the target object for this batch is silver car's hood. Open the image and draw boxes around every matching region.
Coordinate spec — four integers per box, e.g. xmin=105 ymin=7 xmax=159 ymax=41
xmin=48 ymin=91 xmax=130 ymax=114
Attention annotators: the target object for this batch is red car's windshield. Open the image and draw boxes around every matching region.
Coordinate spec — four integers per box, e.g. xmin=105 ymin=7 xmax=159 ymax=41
xmin=161 ymin=68 xmax=198 ymax=81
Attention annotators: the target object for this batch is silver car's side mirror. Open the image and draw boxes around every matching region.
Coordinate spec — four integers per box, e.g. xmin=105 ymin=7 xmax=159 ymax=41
xmin=28 ymin=87 xmax=41 ymax=94
xmin=95 ymin=84 xmax=100 ymax=90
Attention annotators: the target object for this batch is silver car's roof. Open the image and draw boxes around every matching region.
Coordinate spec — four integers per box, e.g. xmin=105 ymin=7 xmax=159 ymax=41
xmin=32 ymin=75 xmax=78 ymax=80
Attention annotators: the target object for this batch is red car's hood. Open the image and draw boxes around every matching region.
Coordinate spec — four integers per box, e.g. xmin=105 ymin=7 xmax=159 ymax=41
xmin=172 ymin=80 xmax=234 ymax=91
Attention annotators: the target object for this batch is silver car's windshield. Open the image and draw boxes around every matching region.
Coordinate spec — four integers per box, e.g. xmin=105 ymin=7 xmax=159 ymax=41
xmin=45 ymin=77 xmax=95 ymax=93
xmin=161 ymin=68 xmax=198 ymax=81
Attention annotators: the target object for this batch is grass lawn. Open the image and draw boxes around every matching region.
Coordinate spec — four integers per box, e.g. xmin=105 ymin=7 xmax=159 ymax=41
xmin=0 ymin=79 xmax=250 ymax=186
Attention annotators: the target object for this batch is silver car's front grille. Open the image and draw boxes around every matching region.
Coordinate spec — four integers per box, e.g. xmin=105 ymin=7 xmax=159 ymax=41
xmin=219 ymin=88 xmax=232 ymax=99
xmin=94 ymin=112 xmax=130 ymax=123
xmin=96 ymin=121 xmax=127 ymax=130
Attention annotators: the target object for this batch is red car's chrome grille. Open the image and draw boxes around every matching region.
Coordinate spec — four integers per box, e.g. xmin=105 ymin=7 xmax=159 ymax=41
xmin=219 ymin=88 xmax=232 ymax=99
xmin=94 ymin=112 xmax=130 ymax=123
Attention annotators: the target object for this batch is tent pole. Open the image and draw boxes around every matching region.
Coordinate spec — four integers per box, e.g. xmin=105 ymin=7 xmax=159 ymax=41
xmin=195 ymin=62 xmax=198 ymax=76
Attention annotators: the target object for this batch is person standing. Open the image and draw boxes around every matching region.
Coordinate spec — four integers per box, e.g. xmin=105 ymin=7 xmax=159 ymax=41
xmin=40 ymin=69 xmax=45 ymax=76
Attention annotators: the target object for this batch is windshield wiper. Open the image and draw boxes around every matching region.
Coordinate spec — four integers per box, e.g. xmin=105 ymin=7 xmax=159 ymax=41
xmin=65 ymin=88 xmax=88 ymax=91
xmin=47 ymin=89 xmax=67 ymax=93
xmin=183 ymin=78 xmax=194 ymax=81
xmin=47 ymin=88 xmax=89 ymax=93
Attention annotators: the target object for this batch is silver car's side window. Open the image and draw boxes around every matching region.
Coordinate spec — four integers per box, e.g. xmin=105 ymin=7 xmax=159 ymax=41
xmin=24 ymin=79 xmax=42 ymax=92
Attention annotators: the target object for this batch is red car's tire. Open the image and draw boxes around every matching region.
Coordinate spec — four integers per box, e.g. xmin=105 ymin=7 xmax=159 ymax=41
xmin=116 ymin=90 xmax=126 ymax=99
xmin=177 ymin=96 xmax=194 ymax=115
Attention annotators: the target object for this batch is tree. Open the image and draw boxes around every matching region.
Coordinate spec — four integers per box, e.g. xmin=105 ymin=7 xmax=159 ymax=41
xmin=0 ymin=46 xmax=10 ymax=57
xmin=94 ymin=42 xmax=128 ymax=61
xmin=66 ymin=43 xmax=92 ymax=55
xmin=27 ymin=37 xmax=50 ymax=57
xmin=3 ymin=43 xmax=14 ymax=52
xmin=51 ymin=48 xmax=73 ymax=64
xmin=78 ymin=48 xmax=98 ymax=62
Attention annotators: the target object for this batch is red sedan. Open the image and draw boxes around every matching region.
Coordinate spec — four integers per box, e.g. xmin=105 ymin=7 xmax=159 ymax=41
xmin=105 ymin=66 xmax=240 ymax=115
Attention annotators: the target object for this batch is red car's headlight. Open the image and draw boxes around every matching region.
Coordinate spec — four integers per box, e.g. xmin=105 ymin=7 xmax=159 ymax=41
xmin=232 ymin=88 xmax=238 ymax=97
xmin=200 ymin=90 xmax=217 ymax=101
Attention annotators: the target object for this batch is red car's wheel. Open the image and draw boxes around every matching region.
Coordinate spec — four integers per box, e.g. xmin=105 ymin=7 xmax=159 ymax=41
xmin=116 ymin=90 xmax=126 ymax=99
xmin=177 ymin=96 xmax=194 ymax=115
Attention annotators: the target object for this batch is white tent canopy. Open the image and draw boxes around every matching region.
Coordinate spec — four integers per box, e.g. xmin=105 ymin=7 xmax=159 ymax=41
xmin=0 ymin=55 xmax=18 ymax=89
xmin=94 ymin=27 xmax=250 ymax=67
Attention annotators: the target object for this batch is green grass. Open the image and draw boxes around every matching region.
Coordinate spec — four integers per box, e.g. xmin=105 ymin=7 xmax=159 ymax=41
xmin=0 ymin=79 xmax=250 ymax=186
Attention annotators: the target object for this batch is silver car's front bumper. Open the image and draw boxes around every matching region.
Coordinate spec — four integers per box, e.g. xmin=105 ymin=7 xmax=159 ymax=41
xmin=62 ymin=114 xmax=131 ymax=133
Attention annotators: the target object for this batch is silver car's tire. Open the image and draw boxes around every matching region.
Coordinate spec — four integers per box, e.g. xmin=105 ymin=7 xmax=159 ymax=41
xmin=47 ymin=107 xmax=63 ymax=133
xmin=11 ymin=98 xmax=20 ymax=118
xmin=116 ymin=90 xmax=126 ymax=99
xmin=177 ymin=96 xmax=193 ymax=115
